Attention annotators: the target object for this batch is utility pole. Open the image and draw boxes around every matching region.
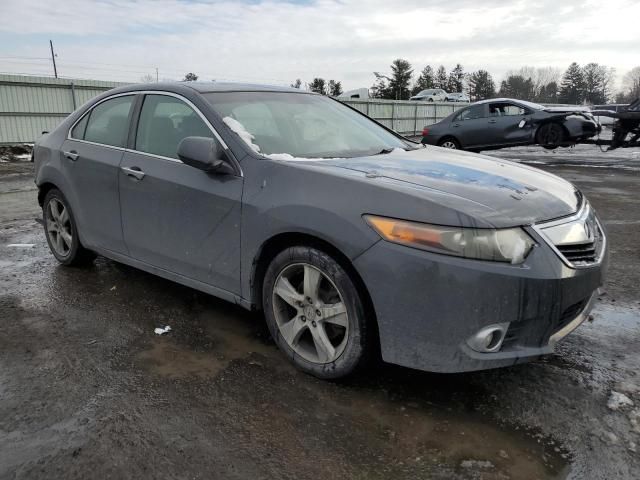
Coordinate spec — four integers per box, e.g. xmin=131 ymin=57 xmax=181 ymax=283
xmin=155 ymin=67 xmax=159 ymax=82
xmin=49 ymin=40 xmax=58 ymax=78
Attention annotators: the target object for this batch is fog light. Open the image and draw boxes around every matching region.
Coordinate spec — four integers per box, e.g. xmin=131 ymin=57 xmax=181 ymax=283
xmin=466 ymin=323 xmax=510 ymax=353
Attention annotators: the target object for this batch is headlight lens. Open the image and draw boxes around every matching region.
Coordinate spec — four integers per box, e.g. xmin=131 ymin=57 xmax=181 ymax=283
xmin=364 ymin=215 xmax=535 ymax=264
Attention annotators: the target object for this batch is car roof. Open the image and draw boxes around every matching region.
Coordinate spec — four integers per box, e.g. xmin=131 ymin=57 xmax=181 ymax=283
xmin=107 ymin=81 xmax=311 ymax=96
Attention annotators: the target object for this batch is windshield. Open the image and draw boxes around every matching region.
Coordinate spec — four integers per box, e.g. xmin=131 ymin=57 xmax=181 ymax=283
xmin=204 ymin=92 xmax=410 ymax=159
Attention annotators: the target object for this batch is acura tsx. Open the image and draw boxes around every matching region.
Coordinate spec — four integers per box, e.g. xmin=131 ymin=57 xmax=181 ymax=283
xmin=34 ymin=82 xmax=607 ymax=379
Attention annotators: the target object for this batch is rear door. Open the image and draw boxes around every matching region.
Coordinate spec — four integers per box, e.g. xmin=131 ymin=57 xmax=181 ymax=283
xmin=451 ymin=104 xmax=488 ymax=147
xmin=484 ymin=101 xmax=534 ymax=146
xmin=60 ymin=94 xmax=135 ymax=253
xmin=118 ymin=93 xmax=243 ymax=294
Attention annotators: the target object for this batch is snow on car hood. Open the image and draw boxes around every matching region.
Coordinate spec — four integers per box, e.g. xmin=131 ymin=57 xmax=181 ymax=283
xmin=315 ymin=147 xmax=582 ymax=226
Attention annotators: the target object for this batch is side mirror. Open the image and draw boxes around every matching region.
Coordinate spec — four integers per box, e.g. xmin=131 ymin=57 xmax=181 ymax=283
xmin=177 ymin=136 xmax=235 ymax=175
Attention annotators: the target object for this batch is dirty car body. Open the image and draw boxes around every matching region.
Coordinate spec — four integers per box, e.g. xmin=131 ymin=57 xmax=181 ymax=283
xmin=421 ymin=98 xmax=600 ymax=151
xmin=33 ymin=83 xmax=607 ymax=376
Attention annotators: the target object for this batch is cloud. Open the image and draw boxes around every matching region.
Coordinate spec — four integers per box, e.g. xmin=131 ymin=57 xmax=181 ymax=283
xmin=0 ymin=0 xmax=638 ymax=90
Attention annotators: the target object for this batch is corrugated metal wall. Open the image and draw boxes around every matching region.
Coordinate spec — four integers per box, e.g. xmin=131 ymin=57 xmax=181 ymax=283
xmin=0 ymin=74 xmax=467 ymax=144
xmin=0 ymin=75 xmax=127 ymax=144
xmin=341 ymin=99 xmax=468 ymax=136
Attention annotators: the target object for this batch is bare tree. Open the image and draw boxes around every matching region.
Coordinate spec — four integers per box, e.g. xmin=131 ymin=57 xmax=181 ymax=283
xmin=622 ymin=66 xmax=640 ymax=101
xmin=139 ymin=74 xmax=155 ymax=83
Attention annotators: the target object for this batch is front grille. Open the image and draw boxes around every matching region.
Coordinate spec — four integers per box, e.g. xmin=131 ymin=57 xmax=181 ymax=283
xmin=535 ymin=201 xmax=605 ymax=268
xmin=555 ymin=222 xmax=603 ymax=267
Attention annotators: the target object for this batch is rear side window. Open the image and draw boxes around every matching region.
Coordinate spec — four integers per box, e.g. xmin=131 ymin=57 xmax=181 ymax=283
xmin=135 ymin=95 xmax=213 ymax=160
xmin=83 ymin=96 xmax=134 ymax=147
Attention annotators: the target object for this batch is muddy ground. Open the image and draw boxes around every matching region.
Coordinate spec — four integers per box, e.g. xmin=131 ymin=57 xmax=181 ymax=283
xmin=1 ymin=146 xmax=639 ymax=479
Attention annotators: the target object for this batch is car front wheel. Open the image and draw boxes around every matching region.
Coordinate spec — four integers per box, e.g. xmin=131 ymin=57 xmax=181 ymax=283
xmin=536 ymin=123 xmax=565 ymax=149
xmin=43 ymin=189 xmax=96 ymax=266
xmin=262 ymin=246 xmax=371 ymax=379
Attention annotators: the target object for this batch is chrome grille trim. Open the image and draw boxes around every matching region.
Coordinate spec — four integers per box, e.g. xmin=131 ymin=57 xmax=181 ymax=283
xmin=532 ymin=201 xmax=606 ymax=269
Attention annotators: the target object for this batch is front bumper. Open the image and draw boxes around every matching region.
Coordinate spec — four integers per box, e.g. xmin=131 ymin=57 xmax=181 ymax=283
xmin=353 ymin=229 xmax=607 ymax=373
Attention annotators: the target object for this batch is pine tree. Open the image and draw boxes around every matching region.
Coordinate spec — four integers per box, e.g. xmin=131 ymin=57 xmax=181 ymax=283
xmin=582 ymin=63 xmax=613 ymax=104
xmin=182 ymin=73 xmax=198 ymax=82
xmin=559 ymin=63 xmax=585 ymax=104
xmin=327 ymin=80 xmax=343 ymax=97
xmin=290 ymin=79 xmax=302 ymax=89
xmin=412 ymin=65 xmax=435 ymax=95
xmin=447 ymin=64 xmax=465 ymax=93
xmin=499 ymin=75 xmax=535 ymax=100
xmin=435 ymin=65 xmax=448 ymax=90
xmin=388 ymin=59 xmax=413 ymax=100
xmin=468 ymin=70 xmax=496 ymax=101
xmin=309 ymin=78 xmax=327 ymax=95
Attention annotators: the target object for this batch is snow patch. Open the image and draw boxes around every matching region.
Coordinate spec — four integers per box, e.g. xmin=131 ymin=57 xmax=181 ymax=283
xmin=460 ymin=459 xmax=494 ymax=469
xmin=154 ymin=325 xmax=172 ymax=335
xmin=6 ymin=243 xmax=35 ymax=248
xmin=607 ymin=391 xmax=634 ymax=411
xmin=222 ymin=116 xmax=261 ymax=153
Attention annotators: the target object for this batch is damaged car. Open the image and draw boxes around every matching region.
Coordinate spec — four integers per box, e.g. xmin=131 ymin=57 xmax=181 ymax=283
xmin=421 ymin=98 xmax=600 ymax=151
xmin=34 ymin=83 xmax=607 ymax=379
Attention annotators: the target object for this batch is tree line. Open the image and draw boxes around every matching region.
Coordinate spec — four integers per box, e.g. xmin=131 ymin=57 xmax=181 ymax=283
xmin=364 ymin=59 xmax=640 ymax=104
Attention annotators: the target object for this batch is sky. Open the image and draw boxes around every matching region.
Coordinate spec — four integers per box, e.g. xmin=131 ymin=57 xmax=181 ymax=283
xmin=0 ymin=0 xmax=638 ymax=91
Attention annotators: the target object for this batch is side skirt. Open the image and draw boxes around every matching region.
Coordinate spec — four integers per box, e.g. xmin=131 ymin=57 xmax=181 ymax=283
xmin=91 ymin=246 xmax=253 ymax=310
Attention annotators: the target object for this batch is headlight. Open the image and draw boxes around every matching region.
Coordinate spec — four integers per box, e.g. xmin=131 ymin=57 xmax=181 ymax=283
xmin=364 ymin=215 xmax=535 ymax=264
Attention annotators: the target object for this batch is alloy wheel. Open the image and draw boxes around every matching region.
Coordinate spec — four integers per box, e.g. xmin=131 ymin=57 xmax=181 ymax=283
xmin=441 ymin=141 xmax=457 ymax=149
xmin=46 ymin=198 xmax=73 ymax=257
xmin=272 ymin=263 xmax=349 ymax=364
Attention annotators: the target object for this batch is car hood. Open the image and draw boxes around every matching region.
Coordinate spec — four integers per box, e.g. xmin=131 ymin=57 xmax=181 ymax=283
xmin=317 ymin=147 xmax=581 ymax=227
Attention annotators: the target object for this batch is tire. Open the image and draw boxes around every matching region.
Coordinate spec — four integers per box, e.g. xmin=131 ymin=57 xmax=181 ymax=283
xmin=262 ymin=246 xmax=371 ymax=379
xmin=42 ymin=189 xmax=96 ymax=266
xmin=536 ymin=123 xmax=565 ymax=148
xmin=428 ymin=98 xmax=434 ymax=102
xmin=438 ymin=137 xmax=460 ymax=150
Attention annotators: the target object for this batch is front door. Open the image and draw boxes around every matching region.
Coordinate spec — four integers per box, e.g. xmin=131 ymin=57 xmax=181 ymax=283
xmin=60 ymin=94 xmax=135 ymax=253
xmin=118 ymin=93 xmax=243 ymax=294
xmin=484 ymin=102 xmax=534 ymax=146
xmin=451 ymin=104 xmax=488 ymax=148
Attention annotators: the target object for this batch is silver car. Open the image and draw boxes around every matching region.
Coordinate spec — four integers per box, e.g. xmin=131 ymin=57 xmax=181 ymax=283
xmin=34 ymin=82 xmax=607 ymax=379
xmin=410 ymin=88 xmax=448 ymax=102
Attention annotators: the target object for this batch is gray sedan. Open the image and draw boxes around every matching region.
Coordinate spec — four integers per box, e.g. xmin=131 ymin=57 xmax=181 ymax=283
xmin=34 ymin=82 xmax=607 ymax=379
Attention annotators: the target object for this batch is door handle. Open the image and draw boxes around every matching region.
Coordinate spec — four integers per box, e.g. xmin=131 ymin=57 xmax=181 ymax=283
xmin=488 ymin=119 xmax=497 ymax=124
xmin=121 ymin=166 xmax=145 ymax=180
xmin=64 ymin=150 xmax=79 ymax=161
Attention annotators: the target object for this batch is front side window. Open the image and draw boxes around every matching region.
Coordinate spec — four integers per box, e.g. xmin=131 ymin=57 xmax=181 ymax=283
xmin=489 ymin=102 xmax=526 ymax=116
xmin=205 ymin=92 xmax=409 ymax=158
xmin=135 ymin=95 xmax=213 ymax=159
xmin=83 ymin=95 xmax=134 ymax=147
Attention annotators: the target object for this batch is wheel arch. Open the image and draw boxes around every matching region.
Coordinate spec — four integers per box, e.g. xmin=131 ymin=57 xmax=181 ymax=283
xmin=37 ymin=182 xmax=59 ymax=207
xmin=250 ymin=232 xmax=380 ymax=350
xmin=438 ymin=135 xmax=461 ymax=149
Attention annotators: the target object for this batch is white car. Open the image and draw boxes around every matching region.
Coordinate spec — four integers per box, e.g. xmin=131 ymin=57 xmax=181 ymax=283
xmin=410 ymin=88 xmax=447 ymax=102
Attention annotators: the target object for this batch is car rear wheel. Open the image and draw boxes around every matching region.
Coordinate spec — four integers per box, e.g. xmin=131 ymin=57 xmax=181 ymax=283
xmin=262 ymin=246 xmax=371 ymax=379
xmin=438 ymin=137 xmax=460 ymax=149
xmin=536 ymin=123 xmax=565 ymax=149
xmin=43 ymin=189 xmax=96 ymax=266
xmin=428 ymin=98 xmax=434 ymax=102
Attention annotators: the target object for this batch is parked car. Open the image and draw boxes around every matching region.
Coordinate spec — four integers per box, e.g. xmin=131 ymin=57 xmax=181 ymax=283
xmin=445 ymin=92 xmax=470 ymax=102
xmin=34 ymin=83 xmax=607 ymax=379
xmin=410 ymin=88 xmax=448 ymax=102
xmin=421 ymin=98 xmax=600 ymax=151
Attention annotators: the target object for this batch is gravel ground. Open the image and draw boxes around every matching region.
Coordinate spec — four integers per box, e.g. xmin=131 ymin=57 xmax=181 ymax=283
xmin=1 ymin=145 xmax=639 ymax=479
